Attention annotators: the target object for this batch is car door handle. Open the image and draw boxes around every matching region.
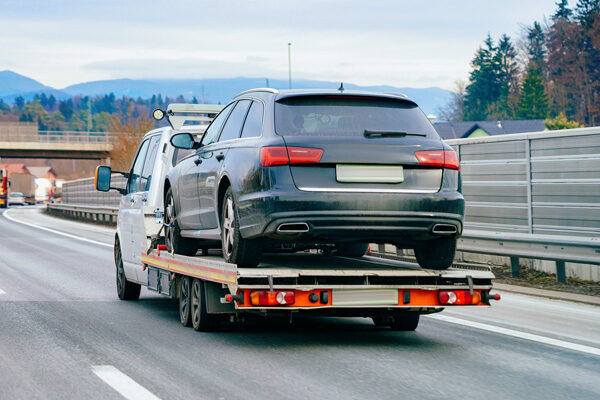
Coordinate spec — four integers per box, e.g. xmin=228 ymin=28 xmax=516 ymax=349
xmin=194 ymin=157 xmax=203 ymax=166
xmin=216 ymin=154 xmax=225 ymax=162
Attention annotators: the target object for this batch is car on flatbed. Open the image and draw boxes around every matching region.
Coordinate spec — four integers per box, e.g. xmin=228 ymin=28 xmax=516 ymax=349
xmin=164 ymin=89 xmax=464 ymax=269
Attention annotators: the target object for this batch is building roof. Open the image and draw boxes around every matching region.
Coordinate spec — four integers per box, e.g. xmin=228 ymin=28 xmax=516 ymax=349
xmin=434 ymin=120 xmax=545 ymax=140
xmin=0 ymin=163 xmax=30 ymax=176
xmin=27 ymin=166 xmax=56 ymax=179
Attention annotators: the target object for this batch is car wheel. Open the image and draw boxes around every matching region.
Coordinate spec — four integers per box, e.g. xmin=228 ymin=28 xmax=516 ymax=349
xmin=179 ymin=276 xmax=192 ymax=327
xmin=414 ymin=237 xmax=456 ymax=270
xmin=190 ymin=278 xmax=218 ymax=332
xmin=221 ymin=187 xmax=262 ymax=267
xmin=335 ymin=242 xmax=369 ymax=257
xmin=165 ymin=188 xmax=198 ymax=256
xmin=115 ymin=240 xmax=141 ymax=301
xmin=389 ymin=312 xmax=420 ymax=331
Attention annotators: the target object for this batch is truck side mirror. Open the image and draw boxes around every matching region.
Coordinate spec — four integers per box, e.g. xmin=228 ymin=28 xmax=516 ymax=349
xmin=170 ymin=133 xmax=196 ymax=149
xmin=95 ymin=166 xmax=112 ymax=192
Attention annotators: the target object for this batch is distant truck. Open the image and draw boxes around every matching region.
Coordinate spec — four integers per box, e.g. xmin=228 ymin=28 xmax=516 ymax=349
xmin=9 ymin=172 xmax=35 ymax=204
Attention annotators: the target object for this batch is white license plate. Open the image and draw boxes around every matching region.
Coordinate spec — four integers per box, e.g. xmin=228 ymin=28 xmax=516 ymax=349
xmin=332 ymin=289 xmax=399 ymax=306
xmin=336 ymin=164 xmax=404 ymax=183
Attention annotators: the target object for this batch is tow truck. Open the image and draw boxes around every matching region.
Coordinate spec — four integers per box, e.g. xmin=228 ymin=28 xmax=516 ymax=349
xmin=95 ymin=102 xmax=499 ymax=332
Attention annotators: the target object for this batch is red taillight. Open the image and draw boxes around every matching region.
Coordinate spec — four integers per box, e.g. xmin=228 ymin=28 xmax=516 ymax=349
xmin=250 ymin=290 xmax=295 ymax=306
xmin=439 ymin=290 xmax=481 ymax=305
xmin=415 ymin=150 xmax=460 ymax=170
xmin=260 ymin=147 xmax=323 ymax=167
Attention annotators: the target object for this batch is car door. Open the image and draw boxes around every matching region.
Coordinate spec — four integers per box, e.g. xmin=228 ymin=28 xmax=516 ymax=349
xmin=119 ymin=137 xmax=150 ymax=282
xmin=198 ymin=99 xmax=251 ymax=229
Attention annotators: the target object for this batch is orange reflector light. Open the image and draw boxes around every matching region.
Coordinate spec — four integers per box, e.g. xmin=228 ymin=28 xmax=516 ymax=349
xmin=439 ymin=290 xmax=481 ymax=305
xmin=250 ymin=290 xmax=295 ymax=306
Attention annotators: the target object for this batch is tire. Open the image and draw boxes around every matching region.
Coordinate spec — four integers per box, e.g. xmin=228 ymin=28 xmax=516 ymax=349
xmin=221 ymin=187 xmax=262 ymax=267
xmin=335 ymin=242 xmax=369 ymax=257
xmin=179 ymin=276 xmax=192 ymax=327
xmin=165 ymin=188 xmax=198 ymax=256
xmin=190 ymin=278 xmax=218 ymax=332
xmin=389 ymin=313 xmax=420 ymax=331
xmin=414 ymin=237 xmax=457 ymax=270
xmin=115 ymin=240 xmax=141 ymax=301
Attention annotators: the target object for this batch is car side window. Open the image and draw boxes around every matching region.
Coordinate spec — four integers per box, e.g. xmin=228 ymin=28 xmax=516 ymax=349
xmin=128 ymin=138 xmax=150 ymax=194
xmin=200 ymin=102 xmax=235 ymax=146
xmin=240 ymin=101 xmax=264 ymax=138
xmin=139 ymin=135 xmax=161 ymax=191
xmin=218 ymin=100 xmax=251 ymax=142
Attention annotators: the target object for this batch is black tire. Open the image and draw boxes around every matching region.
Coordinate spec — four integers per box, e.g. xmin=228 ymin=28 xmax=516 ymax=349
xmin=389 ymin=313 xmax=420 ymax=331
xmin=115 ymin=239 xmax=141 ymax=301
xmin=414 ymin=237 xmax=457 ymax=270
xmin=165 ymin=188 xmax=198 ymax=256
xmin=221 ymin=187 xmax=262 ymax=267
xmin=335 ymin=242 xmax=369 ymax=257
xmin=190 ymin=278 xmax=218 ymax=332
xmin=179 ymin=276 xmax=192 ymax=327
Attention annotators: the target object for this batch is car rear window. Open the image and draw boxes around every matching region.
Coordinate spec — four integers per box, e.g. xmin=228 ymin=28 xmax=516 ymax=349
xmin=275 ymin=96 xmax=439 ymax=138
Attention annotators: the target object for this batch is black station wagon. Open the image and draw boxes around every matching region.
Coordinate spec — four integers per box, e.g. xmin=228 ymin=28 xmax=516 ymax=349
xmin=164 ymin=89 xmax=464 ymax=268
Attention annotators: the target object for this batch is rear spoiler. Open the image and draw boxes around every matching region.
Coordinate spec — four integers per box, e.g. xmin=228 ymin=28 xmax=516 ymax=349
xmin=153 ymin=103 xmax=225 ymax=130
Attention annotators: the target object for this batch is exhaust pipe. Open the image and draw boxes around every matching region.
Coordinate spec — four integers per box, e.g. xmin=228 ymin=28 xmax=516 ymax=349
xmin=277 ymin=222 xmax=310 ymax=233
xmin=432 ymin=224 xmax=457 ymax=235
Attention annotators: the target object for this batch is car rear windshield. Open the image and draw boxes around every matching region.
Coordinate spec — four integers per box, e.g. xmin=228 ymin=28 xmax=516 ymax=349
xmin=274 ymin=95 xmax=439 ymax=138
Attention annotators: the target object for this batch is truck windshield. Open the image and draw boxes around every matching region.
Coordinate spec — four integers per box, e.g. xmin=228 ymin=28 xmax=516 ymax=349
xmin=274 ymin=96 xmax=439 ymax=138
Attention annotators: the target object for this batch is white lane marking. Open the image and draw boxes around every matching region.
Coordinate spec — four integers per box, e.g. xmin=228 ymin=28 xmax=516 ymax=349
xmin=428 ymin=314 xmax=600 ymax=357
xmin=3 ymin=209 xmax=112 ymax=248
xmin=92 ymin=365 xmax=161 ymax=400
xmin=0 ymin=288 xmax=5 ymax=295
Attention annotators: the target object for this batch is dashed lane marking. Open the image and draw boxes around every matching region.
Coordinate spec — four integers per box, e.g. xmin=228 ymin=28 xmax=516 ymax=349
xmin=92 ymin=365 xmax=161 ymax=400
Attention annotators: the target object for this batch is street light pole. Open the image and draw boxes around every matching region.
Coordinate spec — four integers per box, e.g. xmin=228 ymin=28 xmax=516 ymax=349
xmin=287 ymin=42 xmax=292 ymax=89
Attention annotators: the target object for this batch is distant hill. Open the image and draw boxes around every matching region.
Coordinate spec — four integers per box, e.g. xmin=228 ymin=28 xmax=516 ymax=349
xmin=1 ymin=70 xmax=452 ymax=115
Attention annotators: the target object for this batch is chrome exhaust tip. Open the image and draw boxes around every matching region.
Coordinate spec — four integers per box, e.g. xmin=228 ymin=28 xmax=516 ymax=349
xmin=277 ymin=222 xmax=310 ymax=233
xmin=432 ymin=224 xmax=457 ymax=235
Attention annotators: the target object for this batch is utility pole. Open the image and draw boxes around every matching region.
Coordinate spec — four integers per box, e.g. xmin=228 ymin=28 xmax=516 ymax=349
xmin=287 ymin=42 xmax=292 ymax=89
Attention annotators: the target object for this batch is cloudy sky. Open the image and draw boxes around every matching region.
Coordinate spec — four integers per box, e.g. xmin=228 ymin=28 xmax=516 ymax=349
xmin=0 ymin=0 xmax=561 ymax=90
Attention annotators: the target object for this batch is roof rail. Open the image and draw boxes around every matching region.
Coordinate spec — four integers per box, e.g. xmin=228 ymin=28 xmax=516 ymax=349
xmin=161 ymin=103 xmax=225 ymax=130
xmin=234 ymin=88 xmax=279 ymax=98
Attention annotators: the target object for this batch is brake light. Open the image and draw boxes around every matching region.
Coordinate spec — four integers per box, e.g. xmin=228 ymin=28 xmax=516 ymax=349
xmin=439 ymin=290 xmax=481 ymax=305
xmin=415 ymin=150 xmax=460 ymax=170
xmin=260 ymin=147 xmax=323 ymax=167
xmin=250 ymin=290 xmax=295 ymax=306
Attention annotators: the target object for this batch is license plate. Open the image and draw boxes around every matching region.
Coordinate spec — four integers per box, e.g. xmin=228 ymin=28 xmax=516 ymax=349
xmin=332 ymin=289 xmax=399 ymax=306
xmin=336 ymin=164 xmax=404 ymax=183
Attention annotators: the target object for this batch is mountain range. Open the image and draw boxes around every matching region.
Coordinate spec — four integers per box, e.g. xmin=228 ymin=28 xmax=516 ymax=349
xmin=0 ymin=70 xmax=451 ymax=116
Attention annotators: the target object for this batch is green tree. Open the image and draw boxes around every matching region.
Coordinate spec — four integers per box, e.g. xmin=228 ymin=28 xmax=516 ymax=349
xmin=544 ymin=112 xmax=583 ymax=129
xmin=554 ymin=0 xmax=573 ymax=19
xmin=464 ymin=35 xmax=503 ymax=120
xmin=526 ymin=22 xmax=547 ymax=71
xmin=517 ymin=64 xmax=549 ymax=119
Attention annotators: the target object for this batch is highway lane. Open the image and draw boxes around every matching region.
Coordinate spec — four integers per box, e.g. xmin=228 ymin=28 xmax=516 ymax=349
xmin=1 ymin=207 xmax=599 ymax=400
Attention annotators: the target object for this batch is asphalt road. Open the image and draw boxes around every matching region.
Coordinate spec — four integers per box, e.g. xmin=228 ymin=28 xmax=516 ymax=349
xmin=1 ymin=207 xmax=599 ymax=400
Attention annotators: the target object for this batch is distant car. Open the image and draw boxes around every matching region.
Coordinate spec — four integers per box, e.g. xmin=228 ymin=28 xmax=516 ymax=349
xmin=165 ymin=89 xmax=464 ymax=269
xmin=8 ymin=192 xmax=26 ymax=206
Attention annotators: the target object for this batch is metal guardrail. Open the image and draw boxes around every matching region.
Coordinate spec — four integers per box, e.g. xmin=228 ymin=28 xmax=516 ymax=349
xmin=0 ymin=130 xmax=114 ymax=144
xmin=46 ymin=203 xmax=118 ymax=224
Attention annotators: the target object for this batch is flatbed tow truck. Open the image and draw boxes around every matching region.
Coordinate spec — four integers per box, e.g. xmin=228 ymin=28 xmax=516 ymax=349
xmin=96 ymin=101 xmax=499 ymax=332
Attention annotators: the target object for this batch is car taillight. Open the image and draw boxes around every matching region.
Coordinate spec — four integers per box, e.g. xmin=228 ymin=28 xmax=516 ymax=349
xmin=439 ymin=290 xmax=481 ymax=305
xmin=250 ymin=290 xmax=295 ymax=306
xmin=260 ymin=147 xmax=323 ymax=167
xmin=415 ymin=150 xmax=460 ymax=170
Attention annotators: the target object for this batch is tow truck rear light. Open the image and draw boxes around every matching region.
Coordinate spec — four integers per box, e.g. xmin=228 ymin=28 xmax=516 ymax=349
xmin=439 ymin=290 xmax=481 ymax=305
xmin=260 ymin=147 xmax=323 ymax=167
xmin=250 ymin=290 xmax=295 ymax=306
xmin=415 ymin=150 xmax=460 ymax=170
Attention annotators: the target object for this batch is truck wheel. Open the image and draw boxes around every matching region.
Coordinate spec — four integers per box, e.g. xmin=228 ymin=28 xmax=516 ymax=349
xmin=190 ymin=278 xmax=218 ymax=332
xmin=115 ymin=243 xmax=141 ymax=301
xmin=165 ymin=188 xmax=198 ymax=256
xmin=335 ymin=242 xmax=369 ymax=257
xmin=221 ymin=187 xmax=262 ymax=267
xmin=389 ymin=312 xmax=420 ymax=331
xmin=179 ymin=276 xmax=192 ymax=327
xmin=414 ymin=237 xmax=457 ymax=270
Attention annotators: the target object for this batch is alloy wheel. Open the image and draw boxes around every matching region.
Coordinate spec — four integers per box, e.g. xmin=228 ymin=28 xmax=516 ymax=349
xmin=222 ymin=196 xmax=235 ymax=259
xmin=165 ymin=195 xmax=175 ymax=252
xmin=191 ymin=279 xmax=201 ymax=328
xmin=179 ymin=277 xmax=190 ymax=324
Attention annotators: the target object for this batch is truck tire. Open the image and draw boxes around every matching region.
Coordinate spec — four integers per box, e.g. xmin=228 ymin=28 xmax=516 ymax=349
xmin=179 ymin=276 xmax=192 ymax=327
xmin=389 ymin=312 xmax=420 ymax=331
xmin=190 ymin=278 xmax=218 ymax=332
xmin=165 ymin=188 xmax=198 ymax=256
xmin=115 ymin=241 xmax=141 ymax=301
xmin=414 ymin=237 xmax=457 ymax=270
xmin=335 ymin=242 xmax=369 ymax=257
xmin=221 ymin=187 xmax=261 ymax=267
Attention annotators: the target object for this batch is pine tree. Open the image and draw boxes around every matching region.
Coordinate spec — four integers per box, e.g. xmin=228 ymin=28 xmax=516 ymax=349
xmin=553 ymin=0 xmax=573 ymax=19
xmin=517 ymin=64 xmax=549 ymax=119
xmin=527 ymin=22 xmax=547 ymax=70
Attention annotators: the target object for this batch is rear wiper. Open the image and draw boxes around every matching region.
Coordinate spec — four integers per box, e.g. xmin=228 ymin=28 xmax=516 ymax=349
xmin=364 ymin=130 xmax=427 ymax=138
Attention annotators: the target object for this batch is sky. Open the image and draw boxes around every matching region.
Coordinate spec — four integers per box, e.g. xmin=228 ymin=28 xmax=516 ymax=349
xmin=0 ymin=0 xmax=562 ymax=90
